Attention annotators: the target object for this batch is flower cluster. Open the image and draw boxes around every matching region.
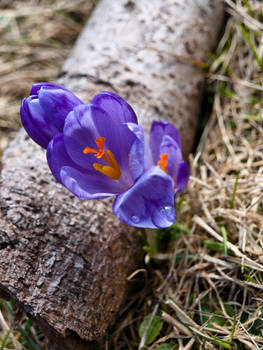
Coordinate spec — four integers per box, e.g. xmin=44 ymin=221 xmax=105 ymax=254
xmin=21 ymin=83 xmax=189 ymax=228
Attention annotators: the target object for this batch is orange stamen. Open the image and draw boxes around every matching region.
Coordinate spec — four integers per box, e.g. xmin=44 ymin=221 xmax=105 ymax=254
xmin=157 ymin=153 xmax=168 ymax=173
xmin=95 ymin=137 xmax=106 ymax=158
xmin=83 ymin=137 xmax=121 ymax=180
xmin=83 ymin=136 xmax=106 ymax=158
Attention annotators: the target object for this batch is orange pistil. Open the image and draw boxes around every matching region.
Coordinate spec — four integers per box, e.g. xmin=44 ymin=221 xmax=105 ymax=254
xmin=83 ymin=136 xmax=106 ymax=159
xmin=83 ymin=137 xmax=121 ymax=180
xmin=157 ymin=153 xmax=168 ymax=173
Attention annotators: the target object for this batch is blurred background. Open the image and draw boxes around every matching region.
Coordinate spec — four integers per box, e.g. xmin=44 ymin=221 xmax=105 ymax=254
xmin=0 ymin=0 xmax=95 ymax=159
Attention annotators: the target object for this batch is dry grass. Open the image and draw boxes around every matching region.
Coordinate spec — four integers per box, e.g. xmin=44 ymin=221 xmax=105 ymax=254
xmin=109 ymin=1 xmax=263 ymax=349
xmin=0 ymin=0 xmax=263 ymax=349
xmin=0 ymin=0 xmax=95 ymax=158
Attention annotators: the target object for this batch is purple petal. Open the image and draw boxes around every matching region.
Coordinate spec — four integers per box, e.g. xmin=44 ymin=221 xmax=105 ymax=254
xmin=63 ymin=104 xmax=135 ymax=186
xmin=63 ymin=105 xmax=98 ymax=170
xmin=38 ymin=84 xmax=83 ymax=130
xmin=122 ymin=123 xmax=145 ymax=181
xmin=21 ymin=97 xmax=56 ymax=148
xmin=91 ymin=91 xmax=138 ymax=124
xmin=47 ymin=133 xmax=83 ymax=182
xmin=21 ymin=83 xmax=83 ymax=148
xmin=30 ymin=82 xmax=70 ymax=95
xmin=60 ymin=167 xmax=124 ymax=199
xmin=159 ymin=135 xmax=182 ymax=179
xmin=113 ymin=167 xmax=175 ymax=228
xmin=47 ymin=134 xmax=124 ymax=198
xmin=176 ymin=161 xmax=190 ymax=193
xmin=150 ymin=121 xmax=181 ymax=163
xmin=27 ymin=98 xmax=58 ymax=135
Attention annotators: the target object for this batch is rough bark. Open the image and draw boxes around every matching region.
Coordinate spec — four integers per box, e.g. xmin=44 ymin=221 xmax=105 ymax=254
xmin=0 ymin=0 xmax=224 ymax=349
xmin=60 ymin=0 xmax=224 ymax=156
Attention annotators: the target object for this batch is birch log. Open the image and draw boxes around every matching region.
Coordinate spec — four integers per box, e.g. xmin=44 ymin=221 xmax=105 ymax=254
xmin=0 ymin=0 xmax=224 ymax=349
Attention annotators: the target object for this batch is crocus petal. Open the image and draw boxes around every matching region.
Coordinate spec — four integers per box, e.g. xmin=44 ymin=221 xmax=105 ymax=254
xmin=113 ymin=167 xmax=175 ymax=228
xmin=47 ymin=133 xmax=84 ymax=182
xmin=122 ymin=122 xmax=153 ymax=180
xmin=47 ymin=134 xmax=124 ymax=198
xmin=30 ymin=82 xmax=70 ymax=95
xmin=21 ymin=83 xmax=83 ymax=148
xmin=21 ymin=97 xmax=56 ymax=148
xmin=27 ymin=98 xmax=58 ymax=134
xmin=122 ymin=123 xmax=145 ymax=181
xmin=60 ymin=167 xmax=124 ymax=199
xmin=176 ymin=161 xmax=190 ymax=193
xmin=38 ymin=84 xmax=83 ymax=130
xmin=63 ymin=105 xmax=99 ymax=170
xmin=91 ymin=91 xmax=138 ymax=124
xmin=159 ymin=135 xmax=182 ymax=179
xmin=63 ymin=104 xmax=135 ymax=180
xmin=150 ymin=121 xmax=181 ymax=163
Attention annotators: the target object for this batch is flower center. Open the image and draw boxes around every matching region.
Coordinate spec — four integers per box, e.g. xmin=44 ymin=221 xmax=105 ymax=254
xmin=83 ymin=137 xmax=121 ymax=180
xmin=157 ymin=153 xmax=168 ymax=173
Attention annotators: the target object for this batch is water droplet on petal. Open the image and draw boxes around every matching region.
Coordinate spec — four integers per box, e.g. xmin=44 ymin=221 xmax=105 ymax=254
xmin=152 ymin=205 xmax=175 ymax=228
xmin=131 ymin=215 xmax=140 ymax=224
xmin=160 ymin=206 xmax=174 ymax=221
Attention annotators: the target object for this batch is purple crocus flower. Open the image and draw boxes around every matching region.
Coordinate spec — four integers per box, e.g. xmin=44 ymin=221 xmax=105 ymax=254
xmin=21 ymin=85 xmax=189 ymax=228
xmin=20 ymin=82 xmax=83 ymax=148
xmin=112 ymin=119 xmax=190 ymax=228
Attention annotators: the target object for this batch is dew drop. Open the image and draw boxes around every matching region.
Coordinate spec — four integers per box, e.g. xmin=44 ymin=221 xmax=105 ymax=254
xmin=160 ymin=205 xmax=174 ymax=220
xmin=131 ymin=215 xmax=140 ymax=224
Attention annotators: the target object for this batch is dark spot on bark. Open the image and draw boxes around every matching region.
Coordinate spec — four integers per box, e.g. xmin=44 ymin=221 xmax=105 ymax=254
xmin=125 ymin=79 xmax=136 ymax=87
xmin=197 ymin=80 xmax=203 ymax=90
xmin=199 ymin=7 xmax=207 ymax=17
xmin=185 ymin=41 xmax=193 ymax=55
xmin=112 ymin=70 xmax=120 ymax=78
xmin=153 ymin=105 xmax=160 ymax=114
xmin=0 ymin=231 xmax=18 ymax=249
xmin=0 ymin=241 xmax=8 ymax=250
xmin=209 ymin=0 xmax=216 ymax=10
xmin=124 ymin=1 xmax=135 ymax=11
xmin=10 ymin=187 xmax=24 ymax=195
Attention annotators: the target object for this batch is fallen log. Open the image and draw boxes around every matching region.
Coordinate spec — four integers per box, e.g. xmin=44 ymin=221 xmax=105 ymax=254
xmin=0 ymin=0 xmax=224 ymax=348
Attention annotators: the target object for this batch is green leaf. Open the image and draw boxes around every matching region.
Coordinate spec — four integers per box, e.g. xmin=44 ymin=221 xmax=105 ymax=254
xmin=139 ymin=313 xmax=163 ymax=345
xmin=17 ymin=325 xmax=42 ymax=350
xmin=220 ymin=226 xmax=228 ymax=256
xmin=156 ymin=343 xmax=174 ymax=350
xmin=240 ymin=24 xmax=263 ymax=70
xmin=224 ymin=304 xmax=235 ymax=317
xmin=229 ymin=314 xmax=236 ymax=344
xmin=244 ymin=273 xmax=258 ymax=283
xmin=173 ymin=222 xmax=190 ymax=234
xmin=1 ymin=330 xmax=11 ymax=350
xmin=203 ymin=240 xmax=224 ymax=252
xmin=230 ymin=172 xmax=240 ymax=209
